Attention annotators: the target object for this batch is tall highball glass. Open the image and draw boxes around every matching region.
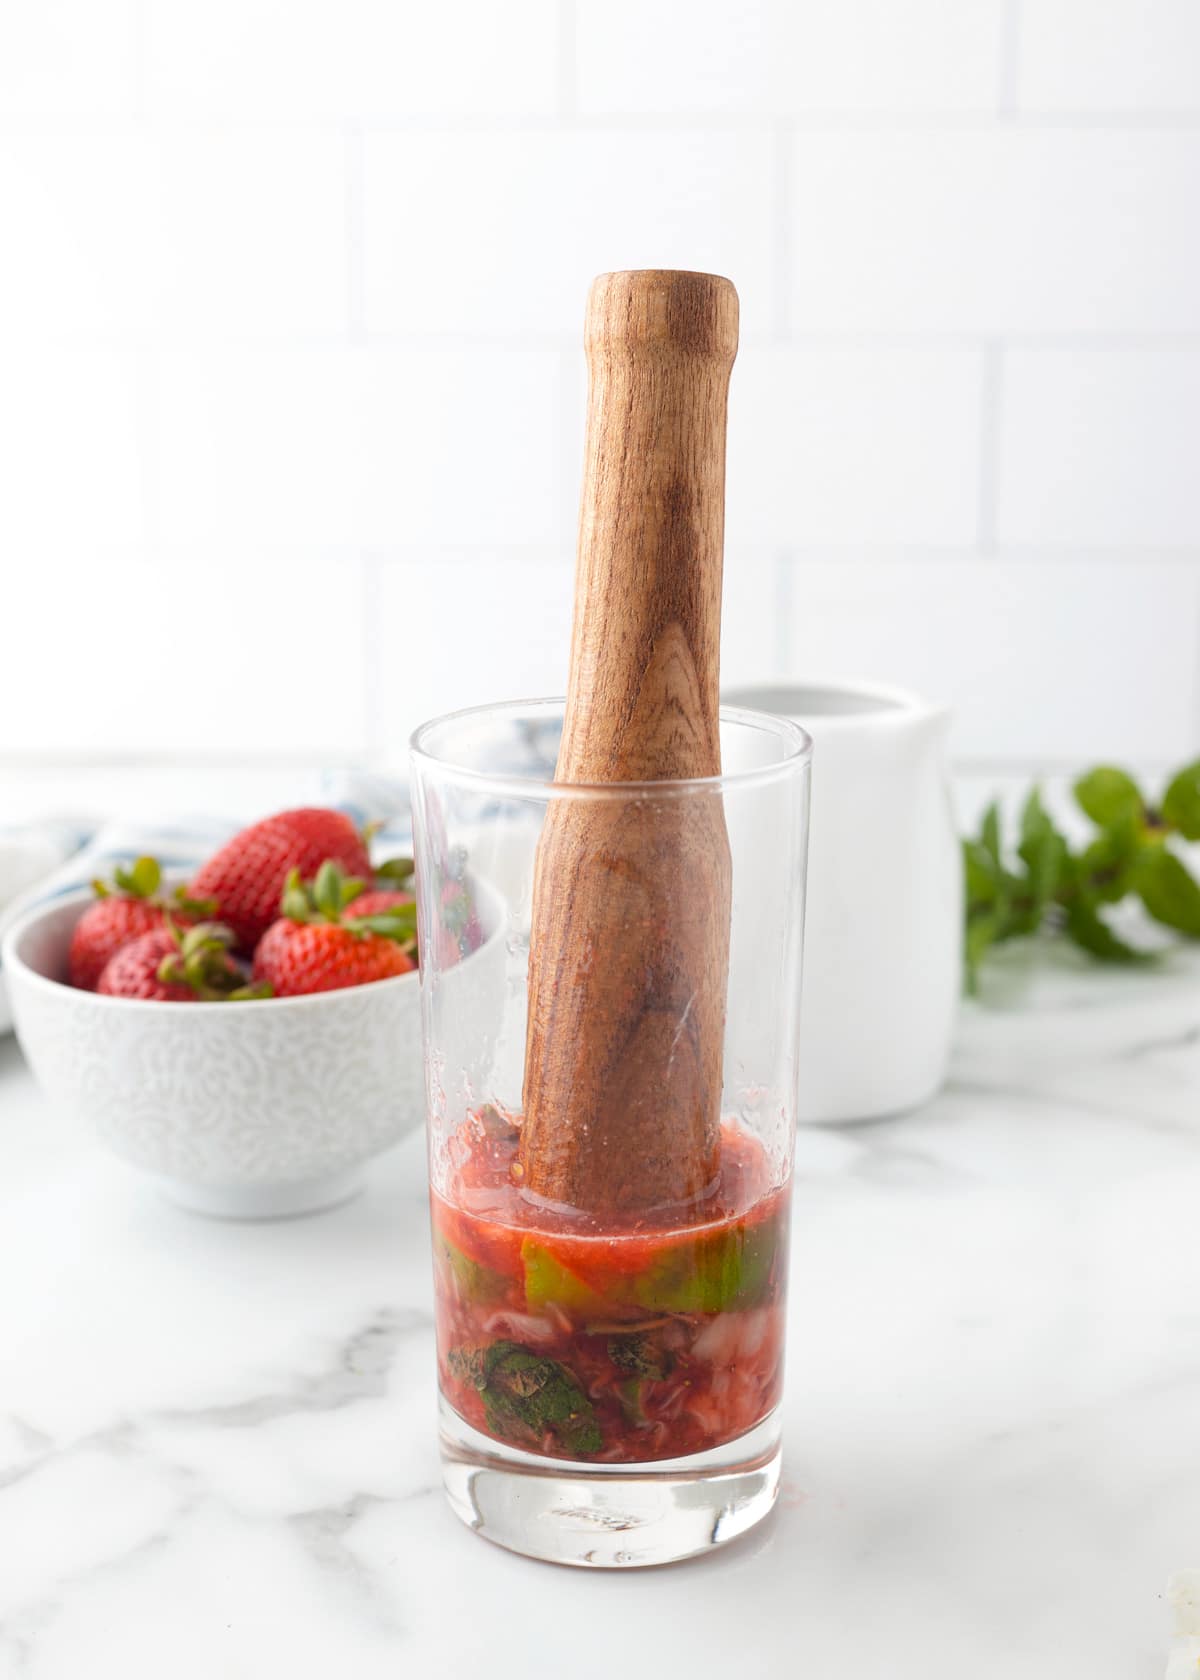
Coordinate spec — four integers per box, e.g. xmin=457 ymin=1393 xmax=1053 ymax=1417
xmin=410 ymin=700 xmax=810 ymax=1567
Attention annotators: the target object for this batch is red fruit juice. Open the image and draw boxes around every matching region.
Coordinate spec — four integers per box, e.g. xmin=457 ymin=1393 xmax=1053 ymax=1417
xmin=431 ymin=1106 xmax=791 ymax=1464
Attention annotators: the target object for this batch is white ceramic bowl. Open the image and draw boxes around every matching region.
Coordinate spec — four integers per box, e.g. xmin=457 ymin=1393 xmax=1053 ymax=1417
xmin=3 ymin=882 xmax=503 ymax=1218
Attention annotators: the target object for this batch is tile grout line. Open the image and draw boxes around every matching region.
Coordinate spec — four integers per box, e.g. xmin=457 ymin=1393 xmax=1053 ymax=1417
xmin=4 ymin=750 xmax=1180 ymax=776
xmin=557 ymin=0 xmax=578 ymax=120
xmin=0 ymin=751 xmax=368 ymax=770
xmin=131 ymin=0 xmax=149 ymax=123
xmin=9 ymin=110 xmax=1200 ymax=136
xmin=25 ymin=329 xmax=1200 ymax=353
xmin=999 ymin=0 xmax=1022 ymax=119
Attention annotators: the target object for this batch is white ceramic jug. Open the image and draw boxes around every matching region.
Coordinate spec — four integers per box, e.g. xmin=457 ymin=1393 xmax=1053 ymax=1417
xmin=724 ymin=682 xmax=961 ymax=1123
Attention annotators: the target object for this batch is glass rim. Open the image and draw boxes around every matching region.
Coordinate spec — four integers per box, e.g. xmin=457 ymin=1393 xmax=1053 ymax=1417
xmin=409 ymin=697 xmax=812 ymax=799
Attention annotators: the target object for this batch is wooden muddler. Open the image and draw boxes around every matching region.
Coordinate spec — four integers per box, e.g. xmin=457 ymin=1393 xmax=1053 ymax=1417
xmin=520 ymin=270 xmax=738 ymax=1219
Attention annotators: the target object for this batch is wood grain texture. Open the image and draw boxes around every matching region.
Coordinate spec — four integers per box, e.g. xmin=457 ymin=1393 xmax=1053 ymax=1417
xmin=520 ymin=270 xmax=738 ymax=1218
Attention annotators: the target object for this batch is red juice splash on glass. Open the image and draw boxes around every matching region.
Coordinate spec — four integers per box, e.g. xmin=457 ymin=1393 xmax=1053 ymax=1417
xmin=431 ymin=1105 xmax=791 ymax=1464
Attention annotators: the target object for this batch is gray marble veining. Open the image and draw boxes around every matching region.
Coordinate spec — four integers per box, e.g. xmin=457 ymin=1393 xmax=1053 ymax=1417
xmin=1 ymin=940 xmax=1197 ymax=1679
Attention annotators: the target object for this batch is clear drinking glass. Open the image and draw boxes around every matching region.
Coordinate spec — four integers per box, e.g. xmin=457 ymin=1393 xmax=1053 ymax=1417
xmin=410 ymin=700 xmax=811 ymax=1568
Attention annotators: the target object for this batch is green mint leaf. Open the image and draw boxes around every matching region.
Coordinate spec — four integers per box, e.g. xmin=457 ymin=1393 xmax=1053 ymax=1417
xmin=963 ymin=839 xmax=997 ymax=910
xmin=1134 ymin=846 xmax=1200 ymax=937
xmin=447 ymin=1344 xmax=488 ymax=1390
xmin=996 ymin=895 xmax=1042 ymax=940
xmin=1077 ymin=814 xmax=1139 ymax=904
xmin=965 ymin=912 xmax=999 ymax=993
xmin=1074 ymin=767 xmax=1144 ymax=829
xmin=1161 ymin=760 xmax=1200 ymax=840
xmin=1017 ymin=787 xmax=1068 ymax=913
xmin=375 ymin=856 xmax=415 ymax=883
xmin=607 ymin=1333 xmax=671 ymax=1382
xmin=473 ymin=1342 xmax=603 ymax=1457
xmin=617 ymin=1376 xmax=646 ymax=1425
xmin=1062 ymin=898 xmax=1149 ymax=964
xmin=979 ymin=802 xmax=1002 ymax=866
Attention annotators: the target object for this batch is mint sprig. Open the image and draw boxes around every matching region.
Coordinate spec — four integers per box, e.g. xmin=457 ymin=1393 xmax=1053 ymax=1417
xmin=964 ymin=760 xmax=1200 ymax=991
xmin=448 ymin=1340 xmax=602 ymax=1456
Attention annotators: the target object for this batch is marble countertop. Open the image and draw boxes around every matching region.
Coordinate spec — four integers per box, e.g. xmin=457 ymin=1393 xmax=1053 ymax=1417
xmin=1 ymin=946 xmax=1197 ymax=1679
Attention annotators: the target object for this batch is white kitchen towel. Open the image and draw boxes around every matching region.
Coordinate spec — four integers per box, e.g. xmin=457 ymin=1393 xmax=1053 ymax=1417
xmin=0 ymin=774 xmax=412 ymax=1031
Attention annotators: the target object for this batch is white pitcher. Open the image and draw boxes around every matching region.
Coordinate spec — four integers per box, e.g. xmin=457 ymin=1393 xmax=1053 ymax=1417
xmin=724 ymin=681 xmax=961 ymax=1124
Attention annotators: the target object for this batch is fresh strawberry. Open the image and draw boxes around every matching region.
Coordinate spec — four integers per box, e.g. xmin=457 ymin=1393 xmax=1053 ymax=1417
xmin=252 ymin=862 xmax=416 ymax=997
xmin=253 ymin=921 xmax=415 ymax=997
xmin=68 ymin=856 xmax=214 ymax=991
xmin=349 ymin=889 xmax=413 ymax=918
xmin=435 ymin=876 xmax=484 ymax=969
xmin=349 ymin=854 xmax=415 ymax=920
xmin=189 ymin=808 xmax=371 ymax=949
xmin=97 ymin=921 xmax=268 ymax=1002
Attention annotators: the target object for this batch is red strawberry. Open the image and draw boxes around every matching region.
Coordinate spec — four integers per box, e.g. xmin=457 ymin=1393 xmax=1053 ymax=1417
xmin=252 ymin=862 xmax=416 ymax=997
xmin=97 ymin=922 xmax=267 ymax=1002
xmin=253 ymin=922 xmax=415 ymax=997
xmin=190 ymin=808 xmax=370 ymax=950
xmin=68 ymin=857 xmax=213 ymax=990
xmin=350 ymin=889 xmax=413 ymax=918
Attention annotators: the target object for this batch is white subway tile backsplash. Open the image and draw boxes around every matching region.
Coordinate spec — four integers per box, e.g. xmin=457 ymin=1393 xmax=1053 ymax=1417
xmin=0 ymin=134 xmax=346 ymax=338
xmin=790 ymin=131 xmax=1200 ymax=332
xmin=156 ymin=134 xmax=348 ymax=336
xmin=0 ymin=0 xmax=138 ymax=117
xmin=559 ymin=342 xmax=981 ymax=552
xmin=355 ymin=349 xmax=565 ymax=547
xmin=153 ymin=350 xmax=350 ymax=547
xmin=576 ymin=0 xmax=774 ymax=115
xmin=153 ymin=347 xmax=564 ymax=549
xmin=998 ymin=351 xmax=1200 ymax=549
xmin=722 ymin=550 xmax=786 ymax=685
xmin=776 ymin=0 xmax=1004 ymax=114
xmin=0 ymin=348 xmax=142 ymax=549
xmin=777 ymin=557 xmax=1200 ymax=763
xmin=363 ymin=130 xmax=777 ymax=336
xmin=576 ymin=0 xmax=1003 ymax=115
xmin=374 ymin=553 xmax=575 ymax=762
xmin=0 ymin=0 xmax=1196 ymax=773
xmin=0 ymin=554 xmax=367 ymax=757
xmin=726 ymin=349 xmax=983 ymax=547
xmin=374 ymin=547 xmax=785 ymax=764
xmin=144 ymin=0 xmax=559 ymax=119
xmin=1019 ymin=0 xmax=1200 ymax=113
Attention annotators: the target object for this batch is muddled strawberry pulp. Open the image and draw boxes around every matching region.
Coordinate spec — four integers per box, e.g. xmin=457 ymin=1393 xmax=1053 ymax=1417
xmin=432 ymin=1106 xmax=791 ymax=1464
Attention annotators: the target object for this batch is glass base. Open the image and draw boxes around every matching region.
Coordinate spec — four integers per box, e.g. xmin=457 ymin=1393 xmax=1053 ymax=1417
xmin=439 ymin=1397 xmax=781 ymax=1568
